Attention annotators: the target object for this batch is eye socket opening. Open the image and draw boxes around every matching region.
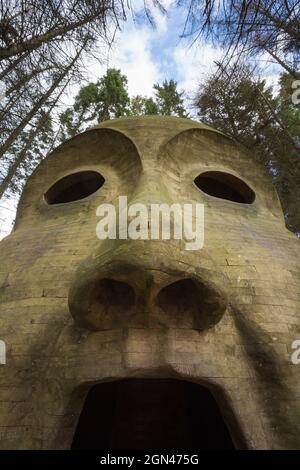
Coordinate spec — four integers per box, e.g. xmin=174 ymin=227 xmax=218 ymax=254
xmin=44 ymin=171 xmax=105 ymax=205
xmin=194 ymin=171 xmax=255 ymax=204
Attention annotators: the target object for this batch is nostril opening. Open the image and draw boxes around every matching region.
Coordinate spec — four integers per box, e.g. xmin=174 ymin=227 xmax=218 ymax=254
xmin=157 ymin=279 xmax=199 ymax=319
xmin=69 ymin=277 xmax=136 ymax=330
xmin=94 ymin=278 xmax=136 ymax=310
xmin=156 ymin=278 xmax=226 ymax=330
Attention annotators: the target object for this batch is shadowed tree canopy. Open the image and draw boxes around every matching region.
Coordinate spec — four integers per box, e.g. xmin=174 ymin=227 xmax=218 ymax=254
xmin=0 ymin=0 xmax=126 ymax=61
xmin=0 ymin=58 xmax=188 ymax=203
xmin=196 ymin=62 xmax=300 ymax=232
xmin=59 ymin=68 xmax=131 ymax=140
xmin=0 ymin=1 xmax=131 ymax=205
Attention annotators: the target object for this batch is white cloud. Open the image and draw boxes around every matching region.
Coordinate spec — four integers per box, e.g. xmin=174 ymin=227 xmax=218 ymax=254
xmin=87 ymin=0 xmax=176 ymax=98
xmin=110 ymin=25 xmax=162 ymax=97
xmin=85 ymin=12 xmax=169 ymax=98
xmin=170 ymin=39 xmax=224 ymax=116
xmin=174 ymin=40 xmax=224 ymax=98
xmin=130 ymin=0 xmax=174 ymax=35
xmin=145 ymin=0 xmax=175 ymax=35
xmin=107 ymin=1 xmax=177 ymax=97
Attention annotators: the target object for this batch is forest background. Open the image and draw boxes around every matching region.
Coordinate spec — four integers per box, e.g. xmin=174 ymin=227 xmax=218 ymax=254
xmin=0 ymin=0 xmax=299 ymax=237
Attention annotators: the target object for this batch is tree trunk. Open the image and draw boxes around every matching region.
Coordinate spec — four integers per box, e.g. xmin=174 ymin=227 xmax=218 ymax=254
xmin=0 ymin=137 xmax=33 ymax=199
xmin=5 ymin=67 xmax=51 ymax=98
xmin=0 ymin=6 xmax=109 ymax=61
xmin=0 ymin=78 xmax=71 ymax=199
xmin=0 ymin=51 xmax=30 ymax=80
xmin=262 ymin=46 xmax=299 ymax=80
xmin=0 ymin=45 xmax=84 ymax=161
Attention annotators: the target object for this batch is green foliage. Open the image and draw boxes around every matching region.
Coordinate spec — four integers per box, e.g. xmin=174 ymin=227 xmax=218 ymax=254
xmin=153 ymin=79 xmax=188 ymax=118
xmin=59 ymin=68 xmax=130 ymax=139
xmin=128 ymin=80 xmax=188 ymax=117
xmin=97 ymin=68 xmax=130 ymax=121
xmin=129 ymin=95 xmax=159 ymax=115
xmin=144 ymin=97 xmax=160 ymax=115
xmin=59 ymin=71 xmax=188 ymax=139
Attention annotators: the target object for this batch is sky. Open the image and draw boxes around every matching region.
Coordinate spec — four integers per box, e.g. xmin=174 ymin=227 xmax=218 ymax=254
xmin=0 ymin=0 xmax=283 ymax=240
xmin=69 ymin=0 xmax=227 ymax=111
xmin=86 ymin=1 xmax=281 ymax=101
xmin=104 ymin=1 xmax=224 ymax=102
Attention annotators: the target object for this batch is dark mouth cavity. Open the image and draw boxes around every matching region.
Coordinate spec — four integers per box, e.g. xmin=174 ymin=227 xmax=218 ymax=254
xmin=71 ymin=378 xmax=235 ymax=450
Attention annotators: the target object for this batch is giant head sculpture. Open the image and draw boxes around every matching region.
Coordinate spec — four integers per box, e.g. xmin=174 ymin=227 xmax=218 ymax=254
xmin=0 ymin=116 xmax=300 ymax=449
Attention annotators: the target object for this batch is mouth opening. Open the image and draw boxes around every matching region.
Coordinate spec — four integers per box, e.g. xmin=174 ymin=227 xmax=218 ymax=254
xmin=71 ymin=378 xmax=235 ymax=450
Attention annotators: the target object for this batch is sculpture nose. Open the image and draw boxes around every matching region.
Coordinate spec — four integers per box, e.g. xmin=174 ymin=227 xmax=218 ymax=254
xmin=68 ymin=242 xmax=228 ymax=331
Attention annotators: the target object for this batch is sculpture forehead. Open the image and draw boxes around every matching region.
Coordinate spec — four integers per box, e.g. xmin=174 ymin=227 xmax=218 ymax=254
xmin=28 ymin=114 xmax=269 ymax=180
xmin=92 ymin=115 xmax=239 ymax=168
xmin=94 ymin=115 xmax=226 ymax=152
xmin=12 ymin=114 xmax=284 ymax=229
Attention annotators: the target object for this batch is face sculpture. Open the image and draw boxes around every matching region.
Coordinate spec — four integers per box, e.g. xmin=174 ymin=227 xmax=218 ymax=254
xmin=0 ymin=115 xmax=300 ymax=450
